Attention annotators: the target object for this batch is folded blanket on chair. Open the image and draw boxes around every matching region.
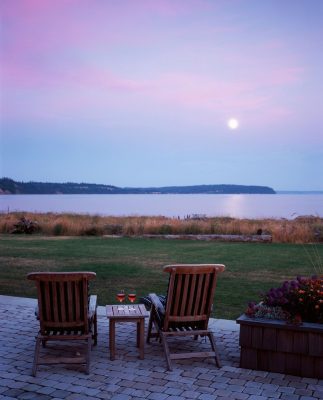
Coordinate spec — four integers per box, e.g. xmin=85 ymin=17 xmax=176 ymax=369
xmin=140 ymin=294 xmax=166 ymax=310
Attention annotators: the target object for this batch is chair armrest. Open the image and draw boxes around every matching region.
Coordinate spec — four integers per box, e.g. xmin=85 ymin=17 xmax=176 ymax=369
xmin=148 ymin=293 xmax=165 ymax=316
xmin=89 ymin=295 xmax=97 ymax=318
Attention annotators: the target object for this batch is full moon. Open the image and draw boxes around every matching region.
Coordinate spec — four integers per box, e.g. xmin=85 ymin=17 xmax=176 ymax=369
xmin=227 ymin=118 xmax=239 ymax=130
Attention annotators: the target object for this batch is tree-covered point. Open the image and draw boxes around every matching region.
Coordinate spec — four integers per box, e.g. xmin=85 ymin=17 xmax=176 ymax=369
xmin=0 ymin=177 xmax=275 ymax=195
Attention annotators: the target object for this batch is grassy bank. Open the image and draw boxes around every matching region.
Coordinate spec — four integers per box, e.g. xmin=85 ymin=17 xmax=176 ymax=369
xmin=1 ymin=212 xmax=323 ymax=243
xmin=1 ymin=235 xmax=322 ymax=319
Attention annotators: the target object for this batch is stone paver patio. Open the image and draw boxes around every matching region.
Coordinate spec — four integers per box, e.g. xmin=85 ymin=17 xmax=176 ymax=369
xmin=0 ymin=295 xmax=322 ymax=400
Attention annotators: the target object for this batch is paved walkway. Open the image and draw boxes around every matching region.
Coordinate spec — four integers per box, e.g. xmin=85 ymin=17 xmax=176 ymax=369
xmin=0 ymin=295 xmax=322 ymax=400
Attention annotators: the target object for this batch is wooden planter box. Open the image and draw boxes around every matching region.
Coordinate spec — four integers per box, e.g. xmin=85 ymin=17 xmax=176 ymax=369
xmin=237 ymin=314 xmax=323 ymax=378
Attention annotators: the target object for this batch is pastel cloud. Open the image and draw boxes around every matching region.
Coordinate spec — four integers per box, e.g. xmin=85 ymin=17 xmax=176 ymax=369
xmin=3 ymin=57 xmax=304 ymax=130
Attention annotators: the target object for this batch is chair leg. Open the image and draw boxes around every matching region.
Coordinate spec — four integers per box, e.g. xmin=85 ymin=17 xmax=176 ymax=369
xmin=208 ymin=331 xmax=221 ymax=368
xmin=32 ymin=336 xmax=41 ymax=377
xmin=93 ymin=312 xmax=97 ymax=346
xmin=160 ymin=333 xmax=172 ymax=371
xmin=85 ymin=337 xmax=91 ymax=375
xmin=147 ymin=310 xmax=154 ymax=344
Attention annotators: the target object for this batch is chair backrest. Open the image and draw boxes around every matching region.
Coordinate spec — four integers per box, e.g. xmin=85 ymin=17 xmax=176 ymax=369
xmin=163 ymin=264 xmax=225 ymax=331
xmin=27 ymin=272 xmax=96 ymax=334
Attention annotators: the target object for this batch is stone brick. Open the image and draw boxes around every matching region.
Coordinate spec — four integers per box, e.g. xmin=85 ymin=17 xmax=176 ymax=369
xmin=2 ymin=389 xmax=24 ymax=398
xmin=242 ymin=387 xmax=263 ymax=396
xmin=147 ymin=393 xmax=169 ymax=400
xmin=164 ymin=388 xmax=183 ymax=396
xmin=260 ymin=390 xmax=281 ymax=398
xmin=197 ymin=394 xmax=217 ymax=400
xmin=181 ymin=390 xmax=200 ymax=399
xmin=280 ymin=395 xmax=300 ymax=400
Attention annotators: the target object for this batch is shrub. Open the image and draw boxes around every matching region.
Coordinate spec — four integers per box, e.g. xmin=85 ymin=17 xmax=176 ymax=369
xmin=158 ymin=224 xmax=173 ymax=234
xmin=81 ymin=226 xmax=103 ymax=236
xmin=183 ymin=223 xmax=201 ymax=234
xmin=123 ymin=224 xmax=135 ymax=236
xmin=53 ymin=223 xmax=64 ymax=236
xmin=11 ymin=217 xmax=39 ymax=234
xmin=313 ymin=224 xmax=323 ymax=242
xmin=104 ymin=224 xmax=123 ymax=235
xmin=245 ymin=303 xmax=287 ymax=320
xmin=246 ymin=275 xmax=323 ymax=324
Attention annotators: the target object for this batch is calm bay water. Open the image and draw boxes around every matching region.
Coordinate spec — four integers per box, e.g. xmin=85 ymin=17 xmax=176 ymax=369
xmin=1 ymin=194 xmax=323 ymax=219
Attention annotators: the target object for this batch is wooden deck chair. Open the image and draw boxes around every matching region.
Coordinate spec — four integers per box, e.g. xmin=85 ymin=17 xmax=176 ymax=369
xmin=27 ymin=272 xmax=97 ymax=376
xmin=147 ymin=264 xmax=225 ymax=370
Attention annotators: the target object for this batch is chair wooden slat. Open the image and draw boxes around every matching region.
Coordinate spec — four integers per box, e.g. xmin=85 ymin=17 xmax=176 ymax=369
xmin=82 ymin=277 xmax=89 ymax=331
xmin=180 ymin=274 xmax=190 ymax=316
xmin=39 ymin=320 xmax=86 ymax=329
xmin=44 ymin=281 xmax=51 ymax=323
xmin=59 ymin=282 xmax=66 ymax=323
xmin=198 ymin=273 xmax=210 ymax=316
xmin=193 ymin=274 xmax=204 ymax=317
xmin=74 ymin=280 xmax=80 ymax=323
xmin=67 ymin=281 xmax=73 ymax=322
xmin=186 ymin=274 xmax=196 ymax=316
xmin=51 ymin=281 xmax=59 ymax=322
xmin=164 ymin=269 xmax=175 ymax=329
xmin=173 ymin=274 xmax=182 ymax=316
xmin=168 ymin=315 xmax=207 ymax=322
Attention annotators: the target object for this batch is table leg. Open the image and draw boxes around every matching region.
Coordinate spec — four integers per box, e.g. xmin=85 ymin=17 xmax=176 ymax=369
xmin=139 ymin=319 xmax=144 ymax=359
xmin=136 ymin=321 xmax=140 ymax=347
xmin=109 ymin=319 xmax=116 ymax=360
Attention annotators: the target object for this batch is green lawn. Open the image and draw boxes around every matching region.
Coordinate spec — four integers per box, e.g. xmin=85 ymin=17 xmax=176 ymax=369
xmin=0 ymin=235 xmax=322 ymax=319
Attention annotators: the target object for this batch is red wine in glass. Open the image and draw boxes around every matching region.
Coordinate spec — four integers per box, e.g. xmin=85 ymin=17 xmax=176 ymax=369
xmin=128 ymin=293 xmax=136 ymax=303
xmin=116 ymin=290 xmax=125 ymax=303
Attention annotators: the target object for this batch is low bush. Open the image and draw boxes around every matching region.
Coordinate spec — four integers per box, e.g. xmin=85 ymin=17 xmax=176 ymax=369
xmin=104 ymin=224 xmax=123 ymax=235
xmin=158 ymin=224 xmax=173 ymax=234
xmin=53 ymin=223 xmax=64 ymax=236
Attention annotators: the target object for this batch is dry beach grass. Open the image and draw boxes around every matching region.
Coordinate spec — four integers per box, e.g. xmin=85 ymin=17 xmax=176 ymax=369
xmin=0 ymin=212 xmax=322 ymax=243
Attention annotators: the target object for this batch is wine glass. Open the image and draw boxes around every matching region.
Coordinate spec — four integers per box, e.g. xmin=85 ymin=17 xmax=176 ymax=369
xmin=128 ymin=290 xmax=136 ymax=310
xmin=116 ymin=290 xmax=125 ymax=310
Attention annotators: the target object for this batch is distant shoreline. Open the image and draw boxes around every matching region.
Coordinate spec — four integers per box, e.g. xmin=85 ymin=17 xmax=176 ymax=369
xmin=2 ymin=191 xmax=323 ymax=195
xmin=0 ymin=178 xmax=275 ymax=195
xmin=276 ymin=191 xmax=323 ymax=195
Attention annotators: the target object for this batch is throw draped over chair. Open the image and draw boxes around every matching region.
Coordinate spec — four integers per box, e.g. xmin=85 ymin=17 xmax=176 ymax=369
xmin=147 ymin=264 xmax=225 ymax=370
xmin=27 ymin=271 xmax=97 ymax=376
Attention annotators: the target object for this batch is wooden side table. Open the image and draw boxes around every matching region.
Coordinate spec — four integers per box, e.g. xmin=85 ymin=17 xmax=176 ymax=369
xmin=106 ymin=304 xmax=149 ymax=360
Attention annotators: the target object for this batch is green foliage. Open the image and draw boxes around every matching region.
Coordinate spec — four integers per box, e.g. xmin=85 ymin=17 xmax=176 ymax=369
xmin=81 ymin=226 xmax=103 ymax=236
xmin=158 ymin=224 xmax=173 ymax=234
xmin=53 ymin=223 xmax=64 ymax=236
xmin=313 ymin=224 xmax=323 ymax=241
xmin=104 ymin=224 xmax=123 ymax=235
xmin=183 ymin=223 xmax=201 ymax=234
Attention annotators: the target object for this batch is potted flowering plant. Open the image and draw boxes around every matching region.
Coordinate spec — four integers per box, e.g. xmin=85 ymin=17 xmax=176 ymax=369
xmin=237 ymin=275 xmax=323 ymax=378
xmin=245 ymin=275 xmax=323 ymax=324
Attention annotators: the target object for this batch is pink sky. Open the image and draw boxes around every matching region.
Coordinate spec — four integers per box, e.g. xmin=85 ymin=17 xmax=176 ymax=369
xmin=1 ymin=0 xmax=323 ymax=190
